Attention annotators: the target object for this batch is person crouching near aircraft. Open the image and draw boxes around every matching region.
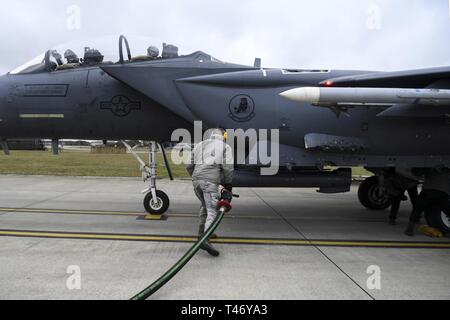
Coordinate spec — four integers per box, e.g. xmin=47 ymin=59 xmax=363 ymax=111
xmin=187 ymin=128 xmax=234 ymax=257
xmin=382 ymin=169 xmax=419 ymax=225
xmin=405 ymin=168 xmax=450 ymax=236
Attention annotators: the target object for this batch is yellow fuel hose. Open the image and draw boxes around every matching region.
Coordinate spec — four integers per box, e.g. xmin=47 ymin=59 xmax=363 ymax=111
xmin=131 ymin=208 xmax=226 ymax=300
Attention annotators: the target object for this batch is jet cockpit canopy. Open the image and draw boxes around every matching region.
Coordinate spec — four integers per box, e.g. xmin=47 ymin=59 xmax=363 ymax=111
xmin=9 ymin=35 xmax=212 ymax=75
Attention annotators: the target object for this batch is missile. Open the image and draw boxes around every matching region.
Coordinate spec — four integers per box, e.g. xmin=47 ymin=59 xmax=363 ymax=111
xmin=280 ymin=87 xmax=450 ymax=106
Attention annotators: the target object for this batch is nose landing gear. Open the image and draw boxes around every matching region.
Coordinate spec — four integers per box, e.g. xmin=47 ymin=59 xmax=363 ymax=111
xmin=143 ymin=189 xmax=170 ymax=215
xmin=122 ymin=140 xmax=173 ymax=215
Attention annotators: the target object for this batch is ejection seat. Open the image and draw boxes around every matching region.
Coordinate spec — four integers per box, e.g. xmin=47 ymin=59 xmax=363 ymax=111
xmin=162 ymin=43 xmax=179 ymax=59
xmin=131 ymin=46 xmax=161 ymax=62
xmin=57 ymin=63 xmax=79 ymax=71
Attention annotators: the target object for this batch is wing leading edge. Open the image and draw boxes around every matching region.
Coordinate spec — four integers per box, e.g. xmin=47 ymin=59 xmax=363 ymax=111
xmin=319 ymin=66 xmax=450 ymax=88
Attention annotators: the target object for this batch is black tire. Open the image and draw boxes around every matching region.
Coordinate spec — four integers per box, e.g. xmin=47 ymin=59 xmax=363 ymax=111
xmin=358 ymin=176 xmax=392 ymax=211
xmin=425 ymin=205 xmax=450 ymax=233
xmin=144 ymin=190 xmax=170 ymax=215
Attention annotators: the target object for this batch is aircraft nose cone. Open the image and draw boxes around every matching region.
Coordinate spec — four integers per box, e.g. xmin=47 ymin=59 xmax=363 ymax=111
xmin=279 ymin=87 xmax=321 ymax=104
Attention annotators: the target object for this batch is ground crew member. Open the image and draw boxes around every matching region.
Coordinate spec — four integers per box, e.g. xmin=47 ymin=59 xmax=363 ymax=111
xmin=382 ymin=170 xmax=419 ymax=225
xmin=405 ymin=168 xmax=450 ymax=236
xmin=187 ymin=128 xmax=234 ymax=257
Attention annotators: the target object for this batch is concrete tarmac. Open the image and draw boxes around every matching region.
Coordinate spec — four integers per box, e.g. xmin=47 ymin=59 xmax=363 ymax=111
xmin=0 ymin=175 xmax=449 ymax=300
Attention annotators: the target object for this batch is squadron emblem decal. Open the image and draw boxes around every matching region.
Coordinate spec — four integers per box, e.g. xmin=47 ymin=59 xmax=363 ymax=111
xmin=100 ymin=95 xmax=141 ymax=117
xmin=228 ymin=94 xmax=256 ymax=122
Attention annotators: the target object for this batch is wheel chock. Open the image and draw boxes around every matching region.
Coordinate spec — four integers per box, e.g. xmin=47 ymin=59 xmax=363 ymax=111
xmin=143 ymin=214 xmax=167 ymax=221
xmin=419 ymin=225 xmax=444 ymax=238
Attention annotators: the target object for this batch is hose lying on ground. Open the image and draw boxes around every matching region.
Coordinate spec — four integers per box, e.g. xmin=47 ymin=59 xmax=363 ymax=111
xmin=131 ymin=209 xmax=227 ymax=301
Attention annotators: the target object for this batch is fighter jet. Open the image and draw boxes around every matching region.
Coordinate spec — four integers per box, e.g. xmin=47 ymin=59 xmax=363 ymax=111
xmin=1 ymin=35 xmax=450 ymax=232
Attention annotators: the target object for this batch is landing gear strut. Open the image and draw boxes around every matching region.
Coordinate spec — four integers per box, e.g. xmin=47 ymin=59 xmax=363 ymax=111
xmin=122 ymin=140 xmax=172 ymax=215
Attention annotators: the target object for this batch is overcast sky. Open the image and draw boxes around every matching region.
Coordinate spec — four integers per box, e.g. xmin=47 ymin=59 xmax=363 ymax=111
xmin=0 ymin=0 xmax=449 ymax=74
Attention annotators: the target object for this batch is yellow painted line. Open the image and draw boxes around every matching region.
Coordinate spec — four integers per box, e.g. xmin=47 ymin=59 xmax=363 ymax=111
xmin=214 ymin=238 xmax=450 ymax=248
xmin=169 ymin=213 xmax=280 ymax=220
xmin=0 ymin=207 xmax=146 ymax=217
xmin=0 ymin=230 xmax=449 ymax=249
xmin=0 ymin=208 xmax=278 ymax=221
xmin=0 ymin=230 xmax=194 ymax=242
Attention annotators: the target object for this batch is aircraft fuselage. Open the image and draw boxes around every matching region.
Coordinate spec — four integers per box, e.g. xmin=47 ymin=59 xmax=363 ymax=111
xmin=1 ymin=54 xmax=450 ymax=169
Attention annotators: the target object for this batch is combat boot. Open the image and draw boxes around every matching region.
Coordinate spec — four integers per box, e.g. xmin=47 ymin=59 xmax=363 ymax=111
xmin=405 ymin=222 xmax=416 ymax=236
xmin=199 ymin=233 xmax=220 ymax=257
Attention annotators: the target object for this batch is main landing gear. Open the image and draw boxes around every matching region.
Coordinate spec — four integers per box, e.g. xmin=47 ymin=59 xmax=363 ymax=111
xmin=358 ymin=175 xmax=450 ymax=233
xmin=358 ymin=176 xmax=391 ymax=211
xmin=425 ymin=205 xmax=450 ymax=233
xmin=122 ymin=140 xmax=173 ymax=215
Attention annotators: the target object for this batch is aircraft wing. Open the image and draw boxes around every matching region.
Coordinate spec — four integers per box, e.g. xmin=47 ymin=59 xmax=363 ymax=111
xmin=319 ymin=66 xmax=450 ymax=88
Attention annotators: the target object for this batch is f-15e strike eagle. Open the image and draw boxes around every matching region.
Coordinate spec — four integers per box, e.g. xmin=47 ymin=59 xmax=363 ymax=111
xmin=1 ymin=35 xmax=449 ymax=231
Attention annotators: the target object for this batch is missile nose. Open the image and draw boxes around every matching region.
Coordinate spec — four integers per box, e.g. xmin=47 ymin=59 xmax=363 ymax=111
xmin=279 ymin=87 xmax=321 ymax=104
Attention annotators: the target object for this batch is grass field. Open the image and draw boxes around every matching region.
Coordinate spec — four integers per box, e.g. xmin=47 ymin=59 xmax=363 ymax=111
xmin=0 ymin=150 xmax=372 ymax=178
xmin=0 ymin=150 xmax=190 ymax=178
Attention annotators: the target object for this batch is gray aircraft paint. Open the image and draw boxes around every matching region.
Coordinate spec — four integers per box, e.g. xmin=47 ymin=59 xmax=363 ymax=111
xmin=1 ymin=43 xmax=450 ymax=171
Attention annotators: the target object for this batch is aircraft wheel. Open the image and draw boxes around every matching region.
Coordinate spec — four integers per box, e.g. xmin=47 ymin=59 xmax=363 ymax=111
xmin=425 ymin=205 xmax=450 ymax=233
xmin=144 ymin=190 xmax=170 ymax=215
xmin=358 ymin=176 xmax=391 ymax=211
